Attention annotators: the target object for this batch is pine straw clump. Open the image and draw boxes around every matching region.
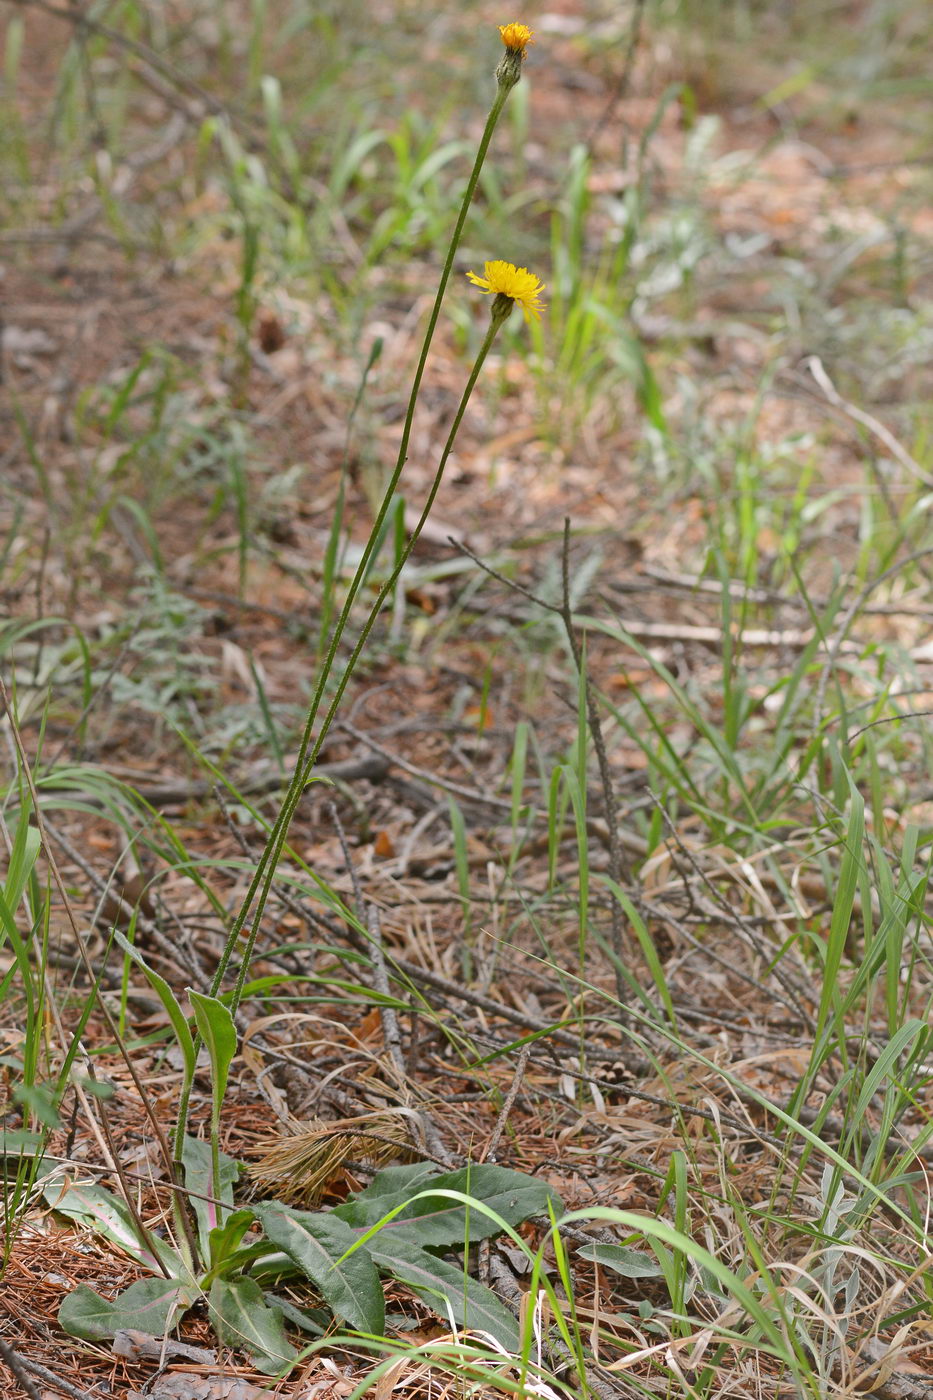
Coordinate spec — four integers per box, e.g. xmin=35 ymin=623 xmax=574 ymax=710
xmin=247 ymin=1109 xmax=424 ymax=1205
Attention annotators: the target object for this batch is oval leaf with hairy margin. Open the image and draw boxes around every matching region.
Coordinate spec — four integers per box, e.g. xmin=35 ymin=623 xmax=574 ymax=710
xmin=367 ymin=1238 xmax=519 ymax=1349
xmin=209 ymin=1275 xmax=298 ymax=1374
xmin=255 ymin=1203 xmax=384 ymax=1335
xmin=333 ymin=1162 xmax=438 ymax=1227
xmin=44 ymin=1179 xmax=182 ymax=1276
xmin=343 ymin=1164 xmax=561 ymax=1248
xmin=575 ymin=1243 xmax=665 ymax=1279
xmin=59 ymin=1278 xmax=191 ymax=1340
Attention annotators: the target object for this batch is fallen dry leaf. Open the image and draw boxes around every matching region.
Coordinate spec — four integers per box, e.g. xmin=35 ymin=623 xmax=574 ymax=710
xmin=126 ymin=1375 xmax=268 ymax=1400
xmin=113 ymin=1329 xmax=216 ymax=1364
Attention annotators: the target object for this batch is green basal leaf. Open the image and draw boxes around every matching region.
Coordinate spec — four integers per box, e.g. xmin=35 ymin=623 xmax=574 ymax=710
xmin=264 ymin=1292 xmax=329 ymax=1337
xmin=207 ymin=1207 xmax=256 ymax=1272
xmin=59 ymin=1277 xmax=194 ymax=1341
xmin=255 ymin=1202 xmax=385 ymax=1335
xmin=188 ymin=990 xmax=238 ymax=1118
xmin=332 ymin=1161 xmax=438 ymax=1227
xmin=576 ymin=1243 xmax=665 ymax=1279
xmin=337 ymin=1162 xmax=561 ymax=1249
xmin=181 ymin=1134 xmax=241 ymax=1253
xmin=209 ymin=1275 xmax=298 ymax=1374
xmin=44 ymin=1178 xmax=182 ymax=1276
xmin=367 ymin=1236 xmax=519 ymax=1349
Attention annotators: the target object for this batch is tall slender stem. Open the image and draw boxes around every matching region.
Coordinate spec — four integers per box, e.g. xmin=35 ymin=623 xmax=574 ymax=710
xmin=227 ymin=311 xmax=507 ymax=1016
xmin=208 ymin=86 xmax=511 ymax=1002
xmin=173 ymin=54 xmax=524 ymax=1160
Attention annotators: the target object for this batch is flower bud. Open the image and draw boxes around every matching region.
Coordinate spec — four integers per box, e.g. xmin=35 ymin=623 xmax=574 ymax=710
xmin=495 ymin=22 xmax=534 ymax=91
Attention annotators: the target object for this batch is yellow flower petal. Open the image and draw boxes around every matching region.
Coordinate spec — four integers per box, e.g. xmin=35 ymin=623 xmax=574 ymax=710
xmin=466 ymin=260 xmax=547 ymax=322
xmin=498 ymin=22 xmax=535 ymax=56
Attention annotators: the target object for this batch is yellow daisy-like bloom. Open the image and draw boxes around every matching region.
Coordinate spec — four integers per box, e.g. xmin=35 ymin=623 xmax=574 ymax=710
xmin=498 ymin=22 xmax=535 ymax=55
xmin=466 ymin=260 xmax=546 ymax=322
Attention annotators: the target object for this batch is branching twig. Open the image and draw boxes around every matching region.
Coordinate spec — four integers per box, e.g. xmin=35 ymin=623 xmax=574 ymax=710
xmin=11 ymin=0 xmax=248 ymax=122
xmin=587 ymin=0 xmax=648 ymax=146
xmin=43 ymin=818 xmax=205 ymax=985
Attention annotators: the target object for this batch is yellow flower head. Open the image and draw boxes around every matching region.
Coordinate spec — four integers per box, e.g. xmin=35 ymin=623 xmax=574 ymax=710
xmin=466 ymin=260 xmax=547 ymax=322
xmin=498 ymin=22 xmax=535 ymax=56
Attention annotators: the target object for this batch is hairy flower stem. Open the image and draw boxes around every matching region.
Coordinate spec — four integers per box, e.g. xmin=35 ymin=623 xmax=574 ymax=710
xmin=172 ymin=60 xmax=519 ymax=1157
xmin=226 ymin=306 xmax=509 ymax=1018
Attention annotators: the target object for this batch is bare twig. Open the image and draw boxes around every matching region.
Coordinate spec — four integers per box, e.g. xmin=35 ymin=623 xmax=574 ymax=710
xmin=0 ymin=1341 xmax=104 ymax=1400
xmin=0 ymin=1336 xmax=44 ymax=1400
xmin=337 ymin=719 xmax=514 ymax=813
xmin=642 ymin=795 xmax=816 ymax=1030
xmin=806 ymin=356 xmax=933 ymax=489
xmin=635 ymin=891 xmax=813 ymax=1029
xmin=635 ymin=564 xmax=933 ymax=620
xmin=482 ymin=1043 xmax=532 ymax=1163
xmin=587 ymin=0 xmax=648 ymax=145
xmin=378 ymin=951 xmax=617 ymax=1055
xmin=10 ymin=0 xmax=248 ymax=122
xmin=42 ymin=818 xmax=205 ymax=985
xmin=75 ymin=752 xmax=389 ymax=808
xmin=329 ymin=800 xmax=365 ymax=920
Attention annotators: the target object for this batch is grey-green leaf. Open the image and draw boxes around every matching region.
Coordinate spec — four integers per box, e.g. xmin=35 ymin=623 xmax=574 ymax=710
xmin=59 ymin=1278 xmax=191 ymax=1340
xmin=368 ymin=1236 xmax=518 ymax=1349
xmin=255 ymin=1203 xmax=384 ymax=1335
xmin=209 ymin=1275 xmax=298 ymax=1374
xmin=576 ymin=1244 xmax=665 ymax=1279
xmin=341 ymin=1163 xmax=561 ymax=1249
